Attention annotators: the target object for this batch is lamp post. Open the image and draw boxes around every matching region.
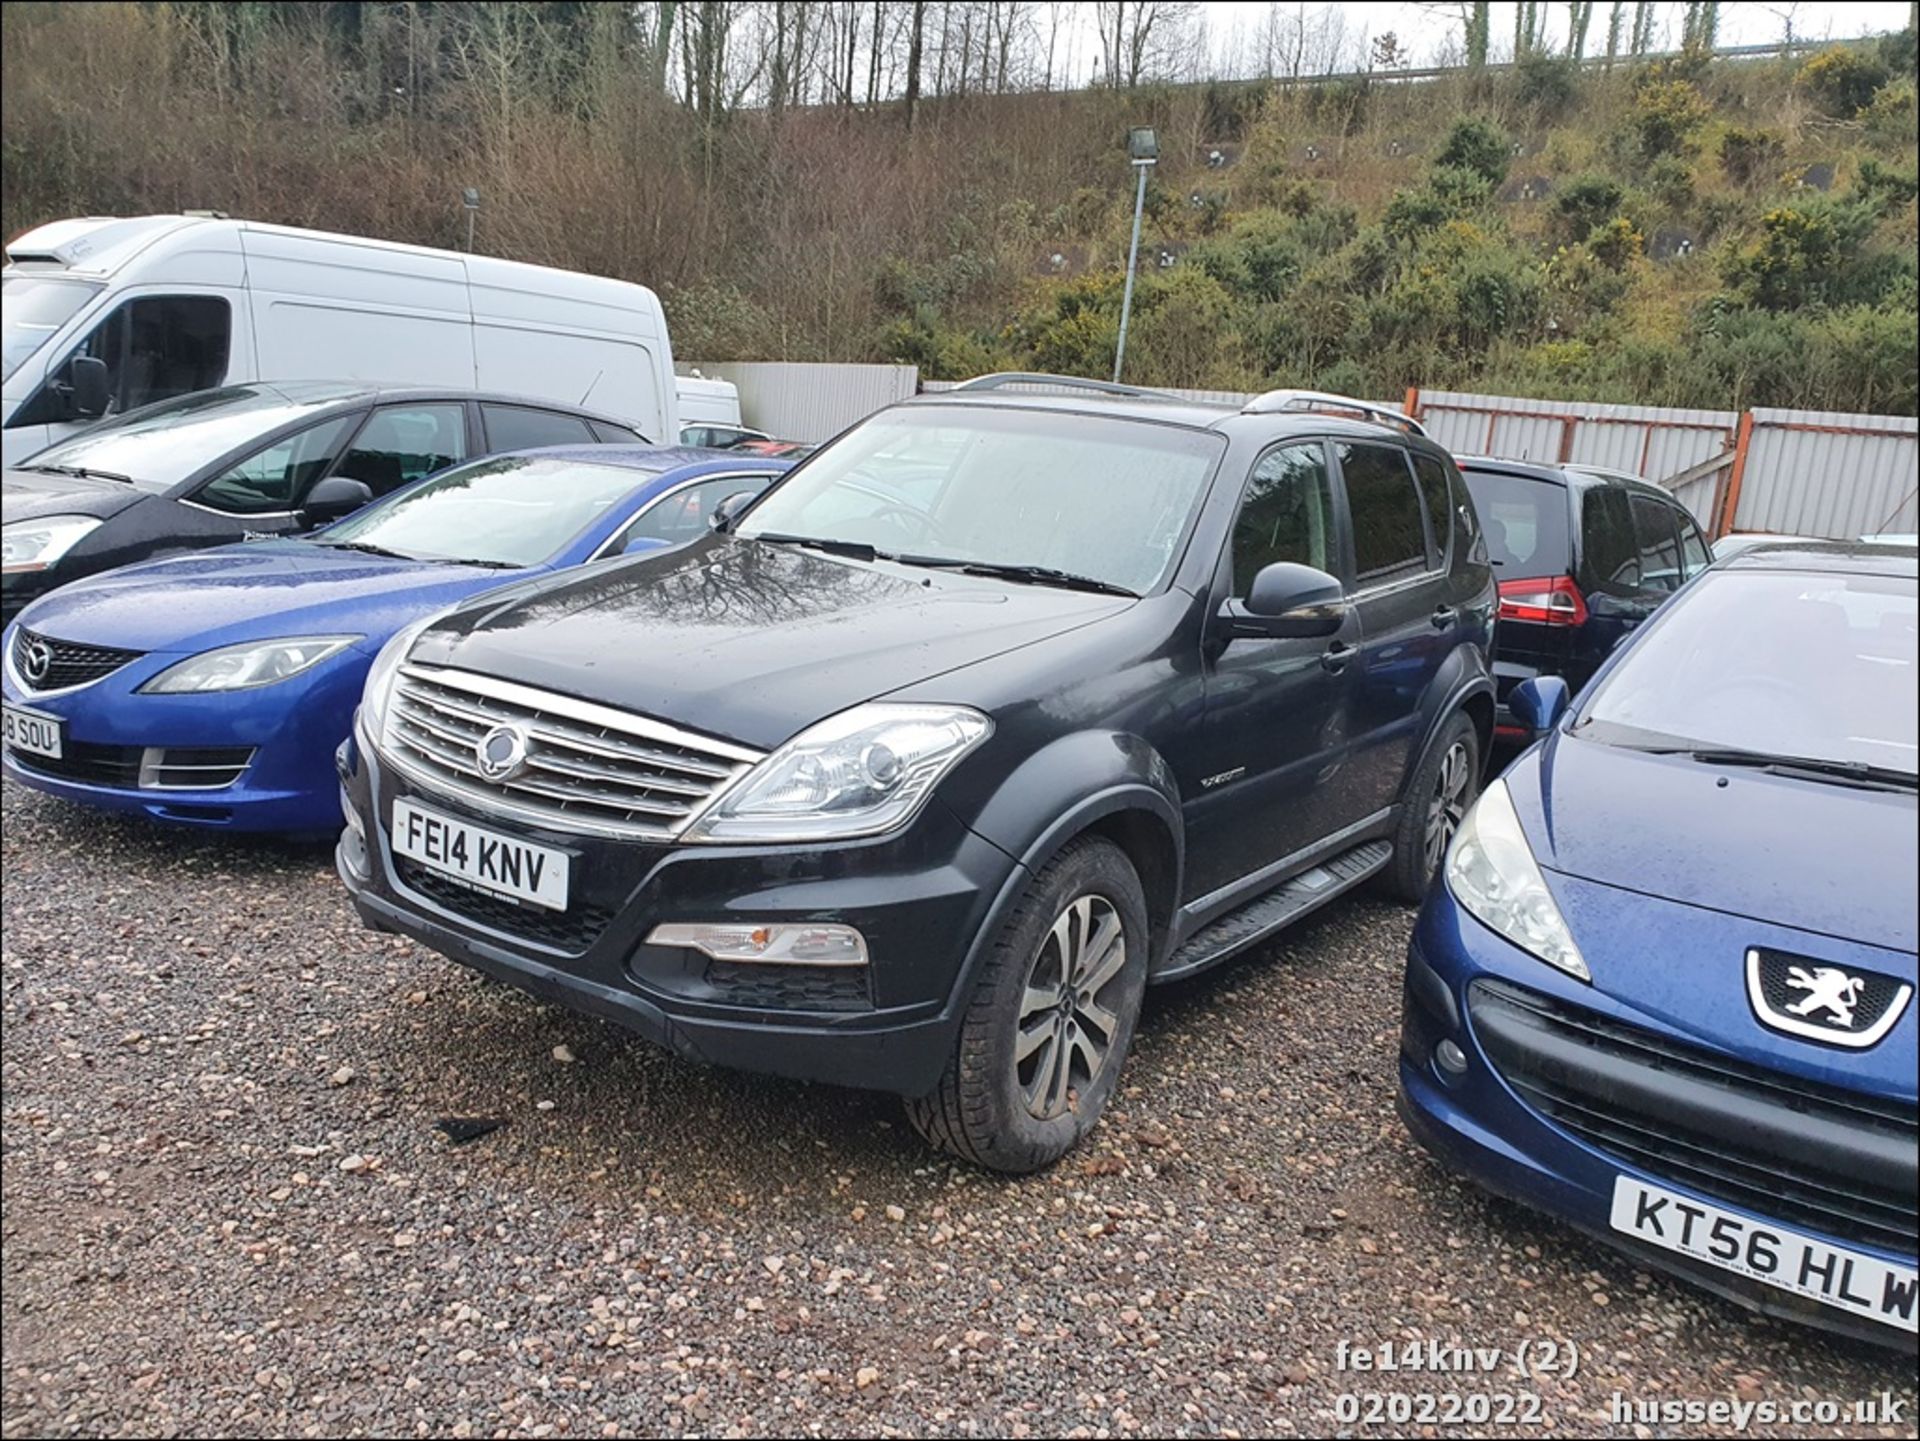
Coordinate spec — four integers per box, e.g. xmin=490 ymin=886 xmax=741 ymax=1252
xmin=1112 ymin=126 xmax=1158 ymax=385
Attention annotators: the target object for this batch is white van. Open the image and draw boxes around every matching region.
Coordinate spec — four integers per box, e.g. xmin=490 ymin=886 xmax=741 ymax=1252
xmin=675 ymin=373 xmax=768 ymax=449
xmin=1 ymin=215 xmax=677 ymax=466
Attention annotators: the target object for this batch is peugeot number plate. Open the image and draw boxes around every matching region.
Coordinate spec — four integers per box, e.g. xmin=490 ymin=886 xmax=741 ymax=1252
xmin=391 ymin=799 xmax=570 ymax=911
xmin=1 ymin=703 xmax=64 ymax=760
xmin=1611 ymin=1177 xmax=1918 ymax=1333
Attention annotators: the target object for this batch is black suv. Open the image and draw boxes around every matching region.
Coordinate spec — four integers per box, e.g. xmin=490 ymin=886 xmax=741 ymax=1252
xmin=1455 ymin=458 xmax=1712 ymax=737
xmin=337 ymin=377 xmax=1496 ymax=1171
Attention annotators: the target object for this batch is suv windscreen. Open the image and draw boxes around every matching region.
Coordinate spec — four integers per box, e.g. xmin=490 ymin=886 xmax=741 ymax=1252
xmin=318 ymin=455 xmax=655 ymax=567
xmin=17 ymin=385 xmax=357 ymax=493
xmin=1461 ymin=469 xmax=1570 ymax=577
xmin=1576 ymin=569 xmax=1918 ymax=774
xmin=737 ymin=406 xmax=1225 ymax=594
xmin=2 ymin=275 xmax=102 ymax=381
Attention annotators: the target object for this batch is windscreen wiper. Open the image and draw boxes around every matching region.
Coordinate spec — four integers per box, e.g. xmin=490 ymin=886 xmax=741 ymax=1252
xmin=321 ymin=540 xmax=418 ymax=562
xmin=751 ymin=532 xmax=882 ymax=562
xmin=22 ymin=463 xmax=132 ymax=483
xmin=893 ymin=555 xmax=1138 ymax=598
xmin=1681 ymin=747 xmax=1917 ymax=792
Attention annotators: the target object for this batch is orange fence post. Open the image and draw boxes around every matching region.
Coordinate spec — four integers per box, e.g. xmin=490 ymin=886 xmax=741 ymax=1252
xmin=1716 ymin=411 xmax=1756 ymax=539
xmin=1403 ymin=386 xmax=1420 ymax=420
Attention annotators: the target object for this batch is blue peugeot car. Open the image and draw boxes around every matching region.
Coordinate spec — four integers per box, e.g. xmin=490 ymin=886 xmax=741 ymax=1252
xmin=1400 ymin=541 xmax=1917 ymax=1347
xmin=0 ymin=447 xmax=789 ymax=834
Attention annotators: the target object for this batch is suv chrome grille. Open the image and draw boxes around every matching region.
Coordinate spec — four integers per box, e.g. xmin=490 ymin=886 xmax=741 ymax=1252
xmin=10 ymin=627 xmax=144 ymax=693
xmin=383 ymin=666 xmax=763 ymax=840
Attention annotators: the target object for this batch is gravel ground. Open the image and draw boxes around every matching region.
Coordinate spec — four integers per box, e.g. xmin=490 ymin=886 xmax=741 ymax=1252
xmin=3 ymin=778 xmax=1914 ymax=1439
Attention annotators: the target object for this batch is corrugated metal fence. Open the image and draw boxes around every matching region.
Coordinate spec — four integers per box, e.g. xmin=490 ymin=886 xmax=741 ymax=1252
xmin=691 ymin=363 xmax=1917 ymax=540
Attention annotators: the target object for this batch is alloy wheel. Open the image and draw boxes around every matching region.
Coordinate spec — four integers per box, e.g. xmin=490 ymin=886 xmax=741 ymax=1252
xmin=1014 ymin=894 xmax=1127 ymax=1121
xmin=1424 ymin=739 xmax=1473 ymax=878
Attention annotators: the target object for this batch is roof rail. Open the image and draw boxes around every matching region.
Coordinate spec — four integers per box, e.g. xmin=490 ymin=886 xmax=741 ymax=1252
xmin=951 ymin=372 xmax=1171 ymax=400
xmin=1241 ymin=388 xmax=1428 ymax=437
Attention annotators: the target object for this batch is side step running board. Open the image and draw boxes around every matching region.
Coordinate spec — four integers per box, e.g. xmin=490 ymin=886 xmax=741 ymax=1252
xmin=1156 ymin=840 xmax=1393 ymax=983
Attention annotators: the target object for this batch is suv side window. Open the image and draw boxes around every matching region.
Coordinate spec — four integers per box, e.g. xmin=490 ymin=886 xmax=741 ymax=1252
xmin=1338 ymin=441 xmax=1429 ymax=584
xmin=1678 ymin=512 xmax=1711 ymax=578
xmin=194 ymin=415 xmax=359 ymax=516
xmin=1231 ymin=442 xmax=1337 ymax=593
xmin=483 ymin=404 xmax=597 ymax=452
xmin=1580 ymin=487 xmax=1640 ymax=594
xmin=1410 ymin=452 xmax=1455 ymax=568
xmin=335 ymin=403 xmax=468 ymax=496
xmin=13 ymin=295 xmax=232 ymax=427
xmin=1630 ymin=493 xmax=1683 ymax=594
xmin=1444 ymin=456 xmax=1486 ymax=562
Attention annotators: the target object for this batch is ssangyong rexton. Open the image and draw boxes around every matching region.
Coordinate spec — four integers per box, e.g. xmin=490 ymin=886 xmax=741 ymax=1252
xmin=338 ymin=377 xmax=1496 ymax=1171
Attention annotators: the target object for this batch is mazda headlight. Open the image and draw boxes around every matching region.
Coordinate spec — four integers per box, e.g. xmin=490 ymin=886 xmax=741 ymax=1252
xmin=2 ymin=515 xmax=103 ymax=573
xmin=1446 ymin=778 xmax=1589 ymax=982
xmin=358 ymin=614 xmax=436 ymax=741
xmin=140 ymin=636 xmax=360 ymax=693
xmin=687 ymin=703 xmax=992 ymax=843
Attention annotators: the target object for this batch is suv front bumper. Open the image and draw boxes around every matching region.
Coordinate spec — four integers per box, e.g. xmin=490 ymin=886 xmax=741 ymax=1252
xmin=336 ymin=725 xmax=1023 ymax=1096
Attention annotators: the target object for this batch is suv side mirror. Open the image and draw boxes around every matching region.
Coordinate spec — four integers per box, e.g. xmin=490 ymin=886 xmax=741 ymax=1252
xmin=1509 ymin=675 xmax=1570 ymax=737
xmin=1224 ymin=562 xmax=1348 ymax=640
xmin=710 ymin=490 xmax=757 ymax=532
xmin=69 ymin=356 xmax=111 ymax=419
xmin=302 ymin=475 xmax=374 ymax=525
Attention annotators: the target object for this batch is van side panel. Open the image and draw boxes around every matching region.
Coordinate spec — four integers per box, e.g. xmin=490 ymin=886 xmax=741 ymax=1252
xmin=240 ymin=228 xmax=477 ymax=388
xmin=467 ymin=258 xmax=672 ymax=438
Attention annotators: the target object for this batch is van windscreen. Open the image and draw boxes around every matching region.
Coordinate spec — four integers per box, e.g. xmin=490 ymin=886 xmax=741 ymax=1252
xmin=1460 ymin=469 xmax=1570 ymax=576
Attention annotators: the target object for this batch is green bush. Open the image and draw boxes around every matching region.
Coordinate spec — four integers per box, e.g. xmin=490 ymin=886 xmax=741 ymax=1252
xmin=1722 ymin=205 xmax=1851 ymax=309
xmin=1436 ymin=116 xmax=1512 ymax=186
xmin=1719 ymin=128 xmax=1786 ymax=189
xmin=1587 ymin=216 xmax=1645 ymax=271
xmin=1513 ymin=53 xmax=1579 ymax=116
xmin=1645 ymin=154 xmax=1696 ymax=211
xmin=1797 ymin=47 xmax=1891 ymax=117
xmin=1862 ymin=78 xmax=1920 ymax=149
xmin=1631 ymin=80 xmax=1711 ymax=159
xmin=1552 ymin=174 xmax=1625 ymax=245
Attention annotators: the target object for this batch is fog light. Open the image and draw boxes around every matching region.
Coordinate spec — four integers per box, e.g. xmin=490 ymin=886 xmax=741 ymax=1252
xmin=339 ymin=787 xmax=370 ymax=877
xmin=647 ymin=921 xmax=868 ymax=966
xmin=1435 ymin=1039 xmax=1469 ymax=1077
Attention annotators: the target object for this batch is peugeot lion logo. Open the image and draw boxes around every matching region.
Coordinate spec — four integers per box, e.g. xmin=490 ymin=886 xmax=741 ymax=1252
xmin=1745 ymin=948 xmax=1913 ymax=1049
xmin=19 ymin=639 xmax=53 ymax=688
xmin=474 ymin=724 xmax=530 ymax=783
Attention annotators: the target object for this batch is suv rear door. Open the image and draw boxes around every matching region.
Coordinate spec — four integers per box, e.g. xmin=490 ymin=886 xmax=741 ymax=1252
xmin=1340 ymin=440 xmax=1458 ymax=816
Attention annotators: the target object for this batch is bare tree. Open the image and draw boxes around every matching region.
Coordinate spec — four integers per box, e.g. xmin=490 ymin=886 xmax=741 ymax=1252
xmin=1565 ymin=2 xmax=1593 ymax=57
xmin=1423 ymin=2 xmax=1491 ymax=69
xmin=903 ymin=0 xmax=925 ymax=128
xmin=1604 ymin=0 xmax=1625 ymax=67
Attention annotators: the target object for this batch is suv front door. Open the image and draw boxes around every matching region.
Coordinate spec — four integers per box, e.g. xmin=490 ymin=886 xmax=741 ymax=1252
xmin=1184 ymin=439 xmax=1363 ymax=903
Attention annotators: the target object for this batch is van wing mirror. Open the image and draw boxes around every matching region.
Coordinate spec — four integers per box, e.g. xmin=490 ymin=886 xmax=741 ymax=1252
xmin=709 ymin=490 xmax=757 ymax=532
xmin=302 ymin=475 xmax=375 ymax=525
xmin=1222 ymin=562 xmax=1349 ymax=640
xmin=68 ymin=356 xmax=111 ymax=419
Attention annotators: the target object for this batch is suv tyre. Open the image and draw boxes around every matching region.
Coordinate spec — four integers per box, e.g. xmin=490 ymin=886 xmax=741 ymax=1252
xmin=907 ymin=837 xmax=1148 ymax=1173
xmin=1382 ymin=710 xmax=1480 ymax=903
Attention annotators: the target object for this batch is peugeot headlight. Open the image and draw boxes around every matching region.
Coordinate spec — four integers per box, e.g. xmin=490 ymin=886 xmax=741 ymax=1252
xmin=358 ymin=614 xmax=436 ymax=741
xmin=1446 ymin=778 xmax=1589 ymax=982
xmin=688 ymin=703 xmax=992 ymax=843
xmin=140 ymin=636 xmax=360 ymax=694
xmin=2 ymin=515 xmax=103 ymax=573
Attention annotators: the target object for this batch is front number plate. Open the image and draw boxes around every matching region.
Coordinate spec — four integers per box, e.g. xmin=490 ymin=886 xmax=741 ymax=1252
xmin=391 ymin=798 xmax=570 ymax=912
xmin=1 ymin=703 xmax=64 ymax=760
xmin=1611 ymin=1177 xmax=1917 ymax=1333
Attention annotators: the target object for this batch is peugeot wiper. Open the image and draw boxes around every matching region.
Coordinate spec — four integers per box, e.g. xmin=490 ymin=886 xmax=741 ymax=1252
xmin=321 ymin=540 xmax=419 ymax=562
xmin=1681 ymin=747 xmax=1917 ymax=792
xmin=893 ymin=555 xmax=1138 ymax=598
xmin=23 ymin=463 xmax=131 ymax=483
xmin=751 ymin=532 xmax=882 ymax=562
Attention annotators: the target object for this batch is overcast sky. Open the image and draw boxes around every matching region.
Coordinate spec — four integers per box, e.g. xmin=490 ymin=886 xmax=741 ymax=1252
xmin=1050 ymin=1 xmax=1915 ymax=81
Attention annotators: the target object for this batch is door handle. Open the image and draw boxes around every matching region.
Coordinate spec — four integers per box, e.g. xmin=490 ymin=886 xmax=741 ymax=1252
xmin=1430 ymin=605 xmax=1457 ymax=630
xmin=1321 ymin=641 xmax=1356 ymax=673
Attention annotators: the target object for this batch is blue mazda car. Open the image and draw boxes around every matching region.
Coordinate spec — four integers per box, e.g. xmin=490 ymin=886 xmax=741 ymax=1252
xmin=0 ymin=447 xmax=789 ymax=834
xmin=1400 ymin=541 xmax=1917 ymax=1347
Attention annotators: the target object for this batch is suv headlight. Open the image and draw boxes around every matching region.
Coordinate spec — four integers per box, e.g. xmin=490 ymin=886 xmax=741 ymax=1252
xmin=358 ymin=615 xmax=436 ymax=741
xmin=2 ymin=515 xmax=104 ymax=573
xmin=687 ymin=703 xmax=992 ymax=843
xmin=140 ymin=636 xmax=360 ymax=693
xmin=1446 ymin=778 xmax=1589 ymax=982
